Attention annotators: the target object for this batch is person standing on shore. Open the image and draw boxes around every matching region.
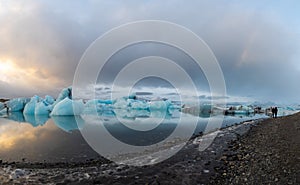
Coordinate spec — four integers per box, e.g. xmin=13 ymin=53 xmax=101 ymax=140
xmin=274 ymin=107 xmax=278 ymax=118
xmin=4 ymin=103 xmax=9 ymax=114
xmin=271 ymin=107 xmax=275 ymax=118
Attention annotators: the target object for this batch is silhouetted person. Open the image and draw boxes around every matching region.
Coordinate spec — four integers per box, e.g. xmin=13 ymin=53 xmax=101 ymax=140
xmin=274 ymin=107 xmax=278 ymax=118
xmin=271 ymin=107 xmax=275 ymax=118
xmin=68 ymin=88 xmax=72 ymax=99
xmin=4 ymin=103 xmax=8 ymax=114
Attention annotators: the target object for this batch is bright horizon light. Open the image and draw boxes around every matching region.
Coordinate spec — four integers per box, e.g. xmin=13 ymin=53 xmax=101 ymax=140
xmin=0 ymin=59 xmax=16 ymax=83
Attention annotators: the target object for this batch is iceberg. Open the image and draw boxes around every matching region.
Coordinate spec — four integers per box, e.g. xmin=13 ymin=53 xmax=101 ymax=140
xmin=113 ymin=98 xmax=129 ymax=109
xmin=149 ymin=100 xmax=171 ymax=111
xmin=83 ymin=99 xmax=115 ymax=114
xmin=98 ymin=99 xmax=115 ymax=104
xmin=128 ymin=99 xmax=149 ymax=110
xmin=6 ymin=98 xmax=30 ymax=112
xmin=23 ymin=96 xmax=42 ymax=115
xmin=0 ymin=102 xmax=4 ymax=110
xmin=54 ymin=86 xmax=72 ymax=104
xmin=50 ymin=97 xmax=84 ymax=116
xmin=83 ymin=99 xmax=98 ymax=114
xmin=34 ymin=95 xmax=55 ymax=115
xmin=35 ymin=101 xmax=51 ymax=115
xmin=44 ymin=95 xmax=55 ymax=105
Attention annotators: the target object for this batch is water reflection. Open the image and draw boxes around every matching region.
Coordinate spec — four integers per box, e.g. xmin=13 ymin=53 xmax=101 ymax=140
xmin=24 ymin=114 xmax=49 ymax=127
xmin=0 ymin=108 xmax=272 ymax=163
xmin=7 ymin=111 xmax=25 ymax=122
xmin=0 ymin=118 xmax=99 ymax=162
xmin=52 ymin=116 xmax=85 ymax=132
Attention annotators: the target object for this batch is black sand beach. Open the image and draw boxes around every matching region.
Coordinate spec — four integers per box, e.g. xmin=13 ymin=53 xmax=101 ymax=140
xmin=211 ymin=112 xmax=300 ymax=184
xmin=0 ymin=113 xmax=299 ymax=184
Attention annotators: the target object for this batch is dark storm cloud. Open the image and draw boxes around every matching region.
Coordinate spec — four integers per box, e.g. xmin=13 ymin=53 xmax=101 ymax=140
xmin=0 ymin=0 xmax=299 ymax=103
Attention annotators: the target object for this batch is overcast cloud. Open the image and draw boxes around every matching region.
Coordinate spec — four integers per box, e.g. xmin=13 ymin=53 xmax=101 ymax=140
xmin=0 ymin=0 xmax=300 ymax=103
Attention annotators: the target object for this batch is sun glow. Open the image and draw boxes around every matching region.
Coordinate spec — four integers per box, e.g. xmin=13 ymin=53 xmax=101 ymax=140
xmin=0 ymin=59 xmax=16 ymax=82
xmin=0 ymin=58 xmax=61 ymax=91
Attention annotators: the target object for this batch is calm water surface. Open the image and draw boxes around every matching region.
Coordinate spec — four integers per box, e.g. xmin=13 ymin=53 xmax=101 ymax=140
xmin=0 ymin=110 xmax=268 ymax=163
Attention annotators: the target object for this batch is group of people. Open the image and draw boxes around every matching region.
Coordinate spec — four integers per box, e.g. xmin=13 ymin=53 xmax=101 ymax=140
xmin=271 ymin=106 xmax=278 ymax=118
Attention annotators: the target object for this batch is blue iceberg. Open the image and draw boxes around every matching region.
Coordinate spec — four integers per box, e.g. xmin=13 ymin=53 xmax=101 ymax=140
xmin=44 ymin=95 xmax=55 ymax=105
xmin=149 ymin=100 xmax=171 ymax=111
xmin=6 ymin=98 xmax=30 ymax=112
xmin=54 ymin=86 xmax=72 ymax=105
xmin=0 ymin=102 xmax=4 ymax=111
xmin=34 ymin=95 xmax=55 ymax=115
xmin=35 ymin=101 xmax=51 ymax=115
xmin=51 ymin=97 xmax=84 ymax=116
xmin=23 ymin=96 xmax=42 ymax=115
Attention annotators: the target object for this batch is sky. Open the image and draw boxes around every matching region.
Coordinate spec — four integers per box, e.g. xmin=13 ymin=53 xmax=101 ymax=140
xmin=0 ymin=0 xmax=300 ymax=103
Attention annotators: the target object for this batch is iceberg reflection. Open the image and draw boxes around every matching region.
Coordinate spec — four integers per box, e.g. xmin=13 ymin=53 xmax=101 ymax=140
xmin=7 ymin=112 xmax=25 ymax=123
xmin=23 ymin=114 xmax=49 ymax=127
xmin=52 ymin=116 xmax=85 ymax=132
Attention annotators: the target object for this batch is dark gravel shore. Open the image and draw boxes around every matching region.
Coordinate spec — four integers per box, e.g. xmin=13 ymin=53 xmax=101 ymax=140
xmin=0 ymin=113 xmax=299 ymax=184
xmin=211 ymin=112 xmax=300 ymax=185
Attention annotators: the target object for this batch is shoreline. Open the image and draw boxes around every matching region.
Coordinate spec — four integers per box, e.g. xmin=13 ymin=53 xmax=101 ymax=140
xmin=0 ymin=113 xmax=298 ymax=184
xmin=211 ymin=112 xmax=300 ymax=184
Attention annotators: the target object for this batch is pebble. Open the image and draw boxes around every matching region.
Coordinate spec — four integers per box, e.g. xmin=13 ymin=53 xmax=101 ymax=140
xmin=203 ymin=170 xmax=210 ymax=173
xmin=10 ymin=169 xmax=26 ymax=179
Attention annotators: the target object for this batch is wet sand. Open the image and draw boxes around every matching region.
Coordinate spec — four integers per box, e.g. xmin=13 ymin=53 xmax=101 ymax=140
xmin=0 ymin=113 xmax=299 ymax=184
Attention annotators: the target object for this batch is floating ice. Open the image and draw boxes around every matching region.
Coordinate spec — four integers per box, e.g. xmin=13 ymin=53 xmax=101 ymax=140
xmin=23 ymin=96 xmax=42 ymax=115
xmin=83 ymin=99 xmax=114 ymax=114
xmin=44 ymin=95 xmax=55 ymax=105
xmin=35 ymin=101 xmax=51 ymax=115
xmin=51 ymin=97 xmax=84 ymax=116
xmin=98 ymin=99 xmax=114 ymax=104
xmin=34 ymin=95 xmax=55 ymax=115
xmin=128 ymin=99 xmax=149 ymax=110
xmin=113 ymin=98 xmax=129 ymax=109
xmin=0 ymin=102 xmax=4 ymax=110
xmin=149 ymin=100 xmax=171 ymax=111
xmin=55 ymin=86 xmax=72 ymax=104
xmin=112 ymin=96 xmax=178 ymax=112
xmin=6 ymin=98 xmax=30 ymax=112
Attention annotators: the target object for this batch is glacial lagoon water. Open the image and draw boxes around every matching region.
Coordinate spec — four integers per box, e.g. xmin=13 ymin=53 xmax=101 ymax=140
xmin=0 ymin=110 xmax=270 ymax=163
